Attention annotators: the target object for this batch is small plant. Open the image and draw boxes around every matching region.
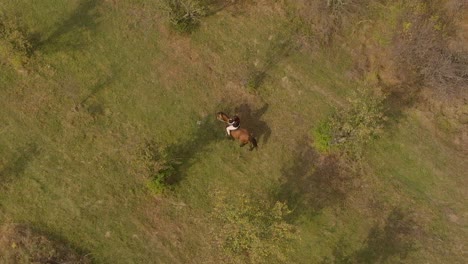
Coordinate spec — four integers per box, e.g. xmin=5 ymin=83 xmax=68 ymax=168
xmin=161 ymin=0 xmax=206 ymax=33
xmin=326 ymin=0 xmax=346 ymax=11
xmin=142 ymin=140 xmax=179 ymax=195
xmin=146 ymin=163 xmax=176 ymax=195
xmin=311 ymin=119 xmax=334 ymax=153
xmin=0 ymin=15 xmax=32 ymax=55
xmin=0 ymin=13 xmax=36 ymax=69
xmin=245 ymin=70 xmax=266 ymax=93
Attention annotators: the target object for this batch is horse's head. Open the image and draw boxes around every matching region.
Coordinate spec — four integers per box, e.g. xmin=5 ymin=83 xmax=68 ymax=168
xmin=216 ymin=112 xmax=230 ymax=123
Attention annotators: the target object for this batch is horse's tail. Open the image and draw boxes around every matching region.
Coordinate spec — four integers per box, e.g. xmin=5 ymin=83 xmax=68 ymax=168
xmin=250 ymin=136 xmax=258 ymax=150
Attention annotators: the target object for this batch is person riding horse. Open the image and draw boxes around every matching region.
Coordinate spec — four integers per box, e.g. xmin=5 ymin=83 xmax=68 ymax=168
xmin=217 ymin=112 xmax=257 ymax=151
xmin=226 ymin=115 xmax=240 ymax=136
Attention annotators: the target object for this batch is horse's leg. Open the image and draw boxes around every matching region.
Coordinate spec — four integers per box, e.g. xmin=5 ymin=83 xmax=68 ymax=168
xmin=249 ymin=136 xmax=257 ymax=151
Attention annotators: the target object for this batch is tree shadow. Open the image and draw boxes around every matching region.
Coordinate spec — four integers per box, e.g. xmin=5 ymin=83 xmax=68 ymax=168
xmin=233 ymin=103 xmax=271 ymax=145
xmin=276 ymin=141 xmax=353 ymax=220
xmin=243 ymin=25 xmax=300 ymax=91
xmin=161 ymin=114 xmax=225 ymax=185
xmin=75 ymin=63 xmax=122 ymax=118
xmin=33 ymin=0 xmax=102 ymax=53
xmin=203 ymin=0 xmax=238 ymax=16
xmin=381 ymin=82 xmax=420 ymax=123
xmin=11 ymin=223 xmax=93 ymax=263
xmin=343 ymin=208 xmax=420 ymax=264
xmin=0 ymin=143 xmax=40 ymax=187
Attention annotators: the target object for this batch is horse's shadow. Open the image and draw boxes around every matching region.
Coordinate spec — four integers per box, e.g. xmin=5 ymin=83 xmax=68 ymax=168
xmin=233 ymin=103 xmax=271 ymax=145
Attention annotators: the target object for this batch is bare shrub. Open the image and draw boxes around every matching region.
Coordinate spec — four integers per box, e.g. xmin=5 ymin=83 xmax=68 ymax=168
xmin=393 ymin=1 xmax=468 ymax=96
xmin=294 ymin=0 xmax=370 ymax=46
xmin=0 ymin=224 xmax=91 ymax=264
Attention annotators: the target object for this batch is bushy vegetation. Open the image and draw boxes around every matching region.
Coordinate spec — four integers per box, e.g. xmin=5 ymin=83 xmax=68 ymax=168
xmin=160 ymin=0 xmax=207 ymax=33
xmin=211 ymin=191 xmax=296 ymax=263
xmin=0 ymin=13 xmax=35 ymax=69
xmin=141 ymin=140 xmax=179 ymax=195
xmin=0 ymin=224 xmax=91 ymax=264
xmin=312 ymin=88 xmax=387 ymax=162
xmin=393 ymin=1 xmax=468 ymax=95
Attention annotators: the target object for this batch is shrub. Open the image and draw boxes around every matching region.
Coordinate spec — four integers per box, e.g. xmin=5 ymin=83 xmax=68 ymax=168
xmin=160 ymin=0 xmax=206 ymax=33
xmin=211 ymin=191 xmax=297 ymax=263
xmin=393 ymin=1 xmax=468 ymax=95
xmin=312 ymin=119 xmax=334 ymax=153
xmin=312 ymin=88 xmax=387 ymax=161
xmin=142 ymin=140 xmax=179 ymax=195
xmin=0 ymin=13 xmax=36 ymax=69
xmin=0 ymin=224 xmax=91 ymax=264
xmin=295 ymin=0 xmax=367 ymax=46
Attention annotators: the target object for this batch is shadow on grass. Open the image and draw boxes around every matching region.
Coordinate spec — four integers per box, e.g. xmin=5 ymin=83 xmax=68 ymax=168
xmin=162 ymin=114 xmax=225 ymax=185
xmin=233 ymin=103 xmax=271 ymax=145
xmin=0 ymin=143 xmax=40 ymax=186
xmin=352 ymin=208 xmax=419 ymax=263
xmin=76 ymin=63 xmax=122 ymax=118
xmin=203 ymin=0 xmax=239 ymax=16
xmin=276 ymin=140 xmax=354 ymax=219
xmin=328 ymin=208 xmax=420 ymax=264
xmin=9 ymin=223 xmax=93 ymax=263
xmin=243 ymin=25 xmax=300 ymax=91
xmin=381 ymin=82 xmax=420 ymax=124
xmin=33 ymin=0 xmax=102 ymax=53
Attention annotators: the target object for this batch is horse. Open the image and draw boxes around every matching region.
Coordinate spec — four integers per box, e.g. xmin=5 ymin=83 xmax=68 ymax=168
xmin=216 ymin=112 xmax=258 ymax=151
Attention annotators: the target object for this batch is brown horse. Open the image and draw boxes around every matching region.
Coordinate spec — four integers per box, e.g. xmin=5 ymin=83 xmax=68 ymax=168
xmin=216 ymin=112 xmax=258 ymax=151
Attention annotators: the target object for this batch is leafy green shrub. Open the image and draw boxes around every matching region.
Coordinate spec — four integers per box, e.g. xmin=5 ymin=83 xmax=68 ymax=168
xmin=142 ymin=140 xmax=179 ymax=195
xmin=211 ymin=191 xmax=297 ymax=263
xmin=145 ymin=164 xmax=176 ymax=195
xmin=161 ymin=0 xmax=206 ymax=33
xmin=312 ymin=88 xmax=387 ymax=161
xmin=311 ymin=119 xmax=334 ymax=153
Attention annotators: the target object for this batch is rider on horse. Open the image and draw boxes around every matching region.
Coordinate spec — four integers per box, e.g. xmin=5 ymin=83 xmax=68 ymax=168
xmin=226 ymin=115 xmax=240 ymax=136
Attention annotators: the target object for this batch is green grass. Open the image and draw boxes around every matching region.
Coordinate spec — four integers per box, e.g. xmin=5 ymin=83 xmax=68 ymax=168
xmin=0 ymin=1 xmax=466 ymax=263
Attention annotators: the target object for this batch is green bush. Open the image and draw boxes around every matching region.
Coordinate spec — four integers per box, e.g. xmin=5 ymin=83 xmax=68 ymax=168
xmin=211 ymin=191 xmax=297 ymax=263
xmin=142 ymin=140 xmax=179 ymax=195
xmin=0 ymin=13 xmax=35 ymax=69
xmin=311 ymin=119 xmax=334 ymax=153
xmin=161 ymin=0 xmax=206 ymax=33
xmin=312 ymin=88 xmax=387 ymax=161
xmin=0 ymin=14 xmax=32 ymax=54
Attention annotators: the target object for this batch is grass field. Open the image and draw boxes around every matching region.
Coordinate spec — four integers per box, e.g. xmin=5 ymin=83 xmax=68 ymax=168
xmin=1 ymin=0 xmax=467 ymax=263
